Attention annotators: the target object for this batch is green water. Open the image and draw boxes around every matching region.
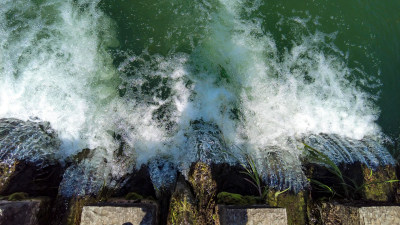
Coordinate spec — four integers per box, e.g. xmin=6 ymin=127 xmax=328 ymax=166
xmin=260 ymin=0 xmax=400 ymax=137
xmin=101 ymin=0 xmax=400 ymax=137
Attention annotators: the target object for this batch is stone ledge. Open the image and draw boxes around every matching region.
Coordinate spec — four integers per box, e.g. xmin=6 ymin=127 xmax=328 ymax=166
xmin=320 ymin=203 xmax=400 ymax=225
xmin=218 ymin=205 xmax=287 ymax=225
xmin=80 ymin=201 xmax=158 ymax=225
xmin=0 ymin=198 xmax=49 ymax=225
xmin=359 ymin=206 xmax=400 ymax=224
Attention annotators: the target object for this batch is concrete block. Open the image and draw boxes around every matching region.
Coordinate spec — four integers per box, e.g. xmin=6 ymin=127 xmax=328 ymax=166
xmin=0 ymin=199 xmax=45 ymax=225
xmin=359 ymin=206 xmax=400 ymax=225
xmin=80 ymin=202 xmax=157 ymax=225
xmin=218 ymin=205 xmax=287 ymax=225
xmin=321 ymin=203 xmax=400 ymax=225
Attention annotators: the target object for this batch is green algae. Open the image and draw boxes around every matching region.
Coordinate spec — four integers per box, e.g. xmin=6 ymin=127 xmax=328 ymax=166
xmin=7 ymin=192 xmax=29 ymax=201
xmin=167 ymin=176 xmax=198 ymax=225
xmin=0 ymin=161 xmax=18 ymax=194
xmin=66 ymin=196 xmax=96 ymax=225
xmin=217 ymin=192 xmax=258 ymax=205
xmin=125 ymin=192 xmax=144 ymax=201
xmin=362 ymin=165 xmax=398 ymax=202
xmin=168 ymin=194 xmax=198 ymax=225
xmin=267 ymin=190 xmax=308 ymax=225
xmin=188 ymin=162 xmax=219 ymax=225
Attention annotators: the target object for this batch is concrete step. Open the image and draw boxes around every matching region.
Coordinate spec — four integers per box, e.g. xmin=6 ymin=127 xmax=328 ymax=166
xmin=0 ymin=198 xmax=49 ymax=225
xmin=80 ymin=201 xmax=158 ymax=225
xmin=321 ymin=203 xmax=400 ymax=225
xmin=218 ymin=205 xmax=288 ymax=225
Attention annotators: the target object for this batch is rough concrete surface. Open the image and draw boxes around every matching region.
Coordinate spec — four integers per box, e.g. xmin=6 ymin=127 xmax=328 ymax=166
xmin=0 ymin=199 xmax=42 ymax=225
xmin=80 ymin=203 xmax=157 ymax=225
xmin=218 ymin=205 xmax=287 ymax=225
xmin=321 ymin=203 xmax=400 ymax=225
xmin=359 ymin=206 xmax=400 ymax=225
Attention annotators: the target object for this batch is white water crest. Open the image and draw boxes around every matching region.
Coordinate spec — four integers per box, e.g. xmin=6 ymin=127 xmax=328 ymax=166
xmin=0 ymin=0 xmax=394 ymax=195
xmin=0 ymin=0 xmax=120 ymax=157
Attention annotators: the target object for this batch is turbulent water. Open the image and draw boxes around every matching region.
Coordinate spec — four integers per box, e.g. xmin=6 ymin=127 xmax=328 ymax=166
xmin=0 ymin=0 xmax=399 ymax=195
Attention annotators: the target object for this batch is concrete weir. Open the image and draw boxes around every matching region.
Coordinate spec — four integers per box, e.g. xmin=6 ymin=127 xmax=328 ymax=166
xmin=0 ymin=198 xmax=49 ymax=225
xmin=320 ymin=203 xmax=400 ymax=225
xmin=218 ymin=205 xmax=288 ymax=225
xmin=80 ymin=202 xmax=158 ymax=225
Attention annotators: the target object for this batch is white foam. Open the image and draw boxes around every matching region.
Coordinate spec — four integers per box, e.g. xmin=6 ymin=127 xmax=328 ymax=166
xmin=0 ymin=0 xmax=120 ymax=157
xmin=186 ymin=0 xmax=384 ymax=189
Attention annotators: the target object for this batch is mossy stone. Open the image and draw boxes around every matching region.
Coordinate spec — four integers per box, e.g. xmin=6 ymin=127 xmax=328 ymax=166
xmin=189 ymin=162 xmax=219 ymax=225
xmin=0 ymin=161 xmax=18 ymax=194
xmin=167 ymin=177 xmax=198 ymax=225
xmin=168 ymin=194 xmax=198 ymax=225
xmin=217 ymin=192 xmax=258 ymax=205
xmin=125 ymin=192 xmax=144 ymax=201
xmin=243 ymin=195 xmax=258 ymax=205
xmin=267 ymin=190 xmax=307 ymax=225
xmin=362 ymin=165 xmax=397 ymax=202
xmin=7 ymin=192 xmax=28 ymax=201
xmin=66 ymin=196 xmax=96 ymax=225
xmin=72 ymin=148 xmax=93 ymax=163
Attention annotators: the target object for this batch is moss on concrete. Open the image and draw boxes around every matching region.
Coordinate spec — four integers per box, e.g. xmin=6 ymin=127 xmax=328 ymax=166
xmin=267 ymin=190 xmax=308 ymax=225
xmin=243 ymin=195 xmax=258 ymax=205
xmin=188 ymin=162 xmax=219 ymax=225
xmin=319 ymin=202 xmax=359 ymax=225
xmin=362 ymin=165 xmax=397 ymax=202
xmin=167 ymin=176 xmax=198 ymax=225
xmin=125 ymin=192 xmax=144 ymax=201
xmin=66 ymin=196 xmax=96 ymax=225
xmin=168 ymin=194 xmax=198 ymax=225
xmin=7 ymin=192 xmax=28 ymax=201
xmin=217 ymin=192 xmax=258 ymax=205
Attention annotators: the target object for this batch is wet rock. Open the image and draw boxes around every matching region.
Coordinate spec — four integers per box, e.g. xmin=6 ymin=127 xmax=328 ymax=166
xmin=167 ymin=176 xmax=198 ymax=225
xmin=319 ymin=202 xmax=400 ymax=225
xmin=0 ymin=197 xmax=51 ymax=225
xmin=0 ymin=118 xmax=61 ymax=165
xmin=303 ymin=134 xmax=396 ymax=169
xmin=0 ymin=118 xmax=63 ymax=197
xmin=147 ymin=158 xmax=176 ymax=225
xmin=148 ymin=158 xmax=177 ymax=195
xmin=266 ymin=190 xmax=308 ymax=225
xmin=187 ymin=120 xmax=229 ymax=165
xmin=80 ymin=201 xmax=158 ymax=225
xmin=218 ymin=205 xmax=287 ymax=225
xmin=188 ymin=162 xmax=219 ymax=225
xmin=0 ymin=161 xmax=63 ymax=197
xmin=60 ymin=149 xmax=112 ymax=198
xmin=116 ymin=165 xmax=156 ymax=199
xmin=59 ymin=146 xmax=137 ymax=198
